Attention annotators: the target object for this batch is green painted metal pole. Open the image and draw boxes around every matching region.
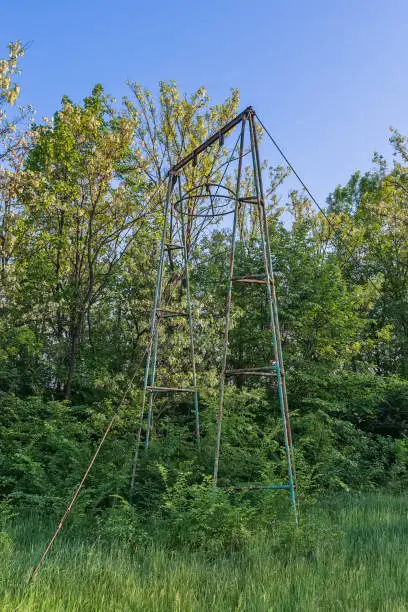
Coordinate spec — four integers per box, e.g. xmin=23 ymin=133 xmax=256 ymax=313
xmin=252 ymin=118 xmax=297 ymax=501
xmin=251 ymin=114 xmax=297 ymax=521
xmin=213 ymin=116 xmax=247 ymax=486
xmin=251 ymin=116 xmax=294 ymax=459
xmin=178 ymin=176 xmax=200 ymax=442
xmin=248 ymin=113 xmax=297 ymax=523
xmin=144 ymin=178 xmax=175 ymax=449
xmin=129 ymin=327 xmax=155 ymax=499
xmin=130 ymin=177 xmax=173 ymax=497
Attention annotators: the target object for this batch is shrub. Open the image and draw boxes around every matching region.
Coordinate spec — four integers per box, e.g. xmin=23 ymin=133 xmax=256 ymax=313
xmin=160 ymin=469 xmax=255 ymax=553
xmin=0 ymin=498 xmax=16 ymax=555
xmin=96 ymin=495 xmax=149 ymax=549
xmin=269 ymin=515 xmax=343 ymax=562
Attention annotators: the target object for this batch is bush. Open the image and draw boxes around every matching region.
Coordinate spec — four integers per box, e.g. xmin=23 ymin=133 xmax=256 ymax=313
xmin=160 ymin=469 xmax=255 ymax=553
xmin=0 ymin=498 xmax=16 ymax=555
xmin=96 ymin=495 xmax=149 ymax=550
xmin=269 ymin=515 xmax=343 ymax=562
xmin=0 ymin=393 xmax=133 ymax=514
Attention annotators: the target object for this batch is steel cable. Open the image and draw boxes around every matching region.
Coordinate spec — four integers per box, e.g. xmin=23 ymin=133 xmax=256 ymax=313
xmin=255 ymin=113 xmax=389 ymax=302
xmin=29 ymin=175 xmax=172 ymax=581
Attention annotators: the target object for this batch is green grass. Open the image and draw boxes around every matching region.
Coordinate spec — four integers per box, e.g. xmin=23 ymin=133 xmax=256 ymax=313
xmin=1 ymin=492 xmax=408 ymax=611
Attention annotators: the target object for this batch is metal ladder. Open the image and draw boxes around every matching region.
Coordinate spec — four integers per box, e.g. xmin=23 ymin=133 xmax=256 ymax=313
xmin=129 ymin=175 xmax=200 ymax=496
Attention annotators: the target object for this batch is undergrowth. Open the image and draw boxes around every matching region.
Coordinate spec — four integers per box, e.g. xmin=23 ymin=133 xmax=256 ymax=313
xmin=1 ymin=492 xmax=408 ymax=611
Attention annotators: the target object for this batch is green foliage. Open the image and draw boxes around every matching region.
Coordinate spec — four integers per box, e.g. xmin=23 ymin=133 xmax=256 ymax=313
xmin=269 ymin=515 xmax=343 ymax=562
xmin=1 ymin=494 xmax=408 ymax=611
xmin=0 ymin=394 xmax=134 ymax=514
xmin=96 ymin=495 xmax=149 ymax=549
xmin=0 ymin=498 xmax=15 ymax=555
xmin=389 ymin=439 xmax=408 ymax=489
xmin=0 ymin=323 xmax=46 ymax=395
xmin=159 ymin=470 xmax=254 ymax=552
xmin=1 ymin=58 xmax=408 ymax=563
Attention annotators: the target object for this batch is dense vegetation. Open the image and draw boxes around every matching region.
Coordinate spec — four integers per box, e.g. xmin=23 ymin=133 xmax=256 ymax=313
xmin=1 ymin=40 xmax=408 ymax=603
xmin=2 ymin=494 xmax=408 ymax=610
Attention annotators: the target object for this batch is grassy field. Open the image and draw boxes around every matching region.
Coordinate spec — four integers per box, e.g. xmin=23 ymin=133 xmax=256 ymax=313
xmin=1 ymin=492 xmax=408 ymax=611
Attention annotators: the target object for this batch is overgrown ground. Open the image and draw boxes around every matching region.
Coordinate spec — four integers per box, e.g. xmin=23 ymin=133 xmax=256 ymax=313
xmin=1 ymin=492 xmax=408 ymax=611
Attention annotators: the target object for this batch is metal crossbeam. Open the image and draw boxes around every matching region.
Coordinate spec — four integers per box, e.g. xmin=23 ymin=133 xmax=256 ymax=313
xmin=225 ymin=365 xmax=277 ymax=377
xmin=237 ymin=196 xmax=260 ymax=204
xmin=169 ymin=107 xmax=253 ymax=175
xmin=231 ymin=276 xmax=269 ymax=284
xmin=147 ymin=386 xmax=197 ymax=393
xmin=156 ymin=309 xmax=188 ymax=318
xmin=220 ymin=484 xmax=292 ymax=491
xmin=165 ymin=243 xmax=183 ymax=251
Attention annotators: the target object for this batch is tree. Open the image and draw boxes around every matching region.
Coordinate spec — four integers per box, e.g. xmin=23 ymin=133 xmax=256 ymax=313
xmin=124 ymin=82 xmax=240 ymax=251
xmin=22 ymin=85 xmax=147 ymax=398
xmin=327 ymin=133 xmax=408 ymax=376
xmin=0 ymin=40 xmax=34 ymax=279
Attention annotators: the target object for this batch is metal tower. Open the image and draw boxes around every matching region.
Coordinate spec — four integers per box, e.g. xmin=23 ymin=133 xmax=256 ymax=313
xmin=130 ymin=106 xmax=297 ymax=522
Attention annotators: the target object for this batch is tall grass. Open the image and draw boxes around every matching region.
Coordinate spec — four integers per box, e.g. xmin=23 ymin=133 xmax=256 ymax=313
xmin=1 ymin=493 xmax=408 ymax=611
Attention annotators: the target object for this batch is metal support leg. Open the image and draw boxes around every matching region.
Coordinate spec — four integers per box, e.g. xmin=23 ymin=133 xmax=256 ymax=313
xmin=213 ymin=118 xmax=246 ymax=485
xmin=179 ymin=176 xmax=200 ymax=442
xmin=130 ymin=177 xmax=173 ymax=496
xmin=248 ymin=114 xmax=297 ymax=523
xmin=252 ymin=117 xmax=294 ymax=459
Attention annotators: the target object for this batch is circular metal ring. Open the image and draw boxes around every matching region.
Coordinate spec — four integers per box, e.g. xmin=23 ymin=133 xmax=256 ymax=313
xmin=173 ymin=183 xmax=236 ymax=218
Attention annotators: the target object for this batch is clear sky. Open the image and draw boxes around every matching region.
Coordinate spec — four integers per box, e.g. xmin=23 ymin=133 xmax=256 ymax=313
xmin=3 ymin=0 xmax=408 ymax=204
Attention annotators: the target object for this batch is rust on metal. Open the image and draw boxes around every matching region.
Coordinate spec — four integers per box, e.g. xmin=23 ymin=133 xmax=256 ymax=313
xmin=169 ymin=106 xmax=253 ymax=175
xmin=237 ymin=196 xmax=262 ymax=204
xmin=165 ymin=243 xmax=183 ymax=251
xmin=225 ymin=365 xmax=277 ymax=376
xmin=231 ymin=276 xmax=269 ymax=284
xmin=146 ymin=386 xmax=197 ymax=393
xmin=156 ymin=309 xmax=188 ymax=318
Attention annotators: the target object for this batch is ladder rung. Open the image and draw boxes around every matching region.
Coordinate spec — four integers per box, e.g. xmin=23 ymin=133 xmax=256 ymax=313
xmin=237 ymin=196 xmax=263 ymax=204
xmin=156 ymin=309 xmax=188 ymax=318
xmin=147 ymin=386 xmax=197 ymax=393
xmin=227 ymin=372 xmax=275 ymax=377
xmin=235 ymin=273 xmax=266 ymax=278
xmin=225 ymin=365 xmax=277 ymax=377
xmin=232 ymin=276 xmax=268 ymax=284
xmin=218 ymin=484 xmax=292 ymax=491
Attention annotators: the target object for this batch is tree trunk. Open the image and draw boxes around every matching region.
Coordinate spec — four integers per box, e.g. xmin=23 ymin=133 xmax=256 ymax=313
xmin=64 ymin=315 xmax=82 ymax=400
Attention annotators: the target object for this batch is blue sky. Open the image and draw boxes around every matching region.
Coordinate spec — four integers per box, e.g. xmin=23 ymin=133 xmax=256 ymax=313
xmin=4 ymin=0 xmax=408 ymax=204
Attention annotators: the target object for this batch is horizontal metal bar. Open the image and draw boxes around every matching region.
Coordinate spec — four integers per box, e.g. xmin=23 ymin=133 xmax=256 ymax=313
xmin=227 ymin=371 xmax=275 ymax=377
xmin=169 ymin=106 xmax=253 ymax=174
xmin=225 ymin=366 xmax=277 ymax=377
xmin=218 ymin=484 xmax=293 ymax=491
xmin=147 ymin=386 xmax=197 ymax=393
xmin=226 ymin=365 xmax=276 ymax=373
xmin=237 ymin=196 xmax=262 ymax=204
xmin=156 ymin=309 xmax=188 ymax=318
xmin=231 ymin=276 xmax=268 ymax=284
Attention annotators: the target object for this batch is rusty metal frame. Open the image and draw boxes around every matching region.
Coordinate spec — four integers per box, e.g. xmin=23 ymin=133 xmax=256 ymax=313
xmin=130 ymin=106 xmax=297 ymax=523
